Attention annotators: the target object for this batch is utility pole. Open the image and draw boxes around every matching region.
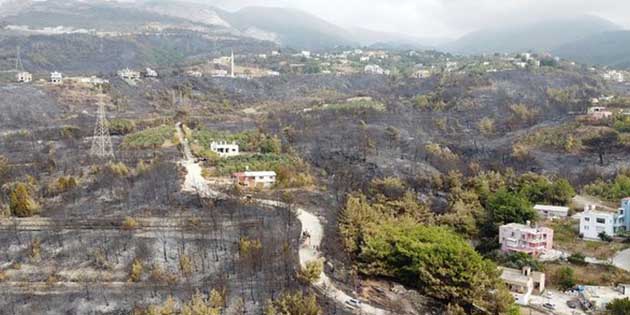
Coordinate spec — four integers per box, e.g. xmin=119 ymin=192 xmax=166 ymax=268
xmin=90 ymin=97 xmax=115 ymax=160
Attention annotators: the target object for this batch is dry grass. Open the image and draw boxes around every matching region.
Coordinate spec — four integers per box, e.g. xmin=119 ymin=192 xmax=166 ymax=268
xmin=544 ymin=262 xmax=630 ymax=288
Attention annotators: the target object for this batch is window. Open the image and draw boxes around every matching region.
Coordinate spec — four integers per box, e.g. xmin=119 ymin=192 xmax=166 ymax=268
xmin=584 ymin=217 xmax=590 ymax=222
xmin=584 ymin=226 xmax=589 ymax=230
xmin=596 ymin=218 xmax=606 ymax=224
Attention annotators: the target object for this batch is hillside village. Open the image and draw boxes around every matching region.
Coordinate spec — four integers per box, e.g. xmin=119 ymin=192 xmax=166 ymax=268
xmin=1 ymin=1 xmax=630 ymax=315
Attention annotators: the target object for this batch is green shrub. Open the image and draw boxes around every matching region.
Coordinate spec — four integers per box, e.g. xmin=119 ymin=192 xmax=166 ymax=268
xmin=568 ymin=253 xmax=587 ymax=266
xmin=122 ymin=125 xmax=175 ymax=149
xmin=584 ymin=172 xmax=630 ymax=201
xmin=109 ymin=119 xmax=136 ymax=135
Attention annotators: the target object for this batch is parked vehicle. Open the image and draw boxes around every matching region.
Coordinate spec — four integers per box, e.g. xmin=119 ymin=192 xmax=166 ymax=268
xmin=543 ymin=303 xmax=556 ymax=310
xmin=346 ymin=299 xmax=361 ymax=308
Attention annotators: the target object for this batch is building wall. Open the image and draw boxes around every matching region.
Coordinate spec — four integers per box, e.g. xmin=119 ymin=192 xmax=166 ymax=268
xmin=580 ymin=212 xmax=615 ymax=239
xmin=622 ymin=198 xmax=630 ymax=231
xmin=499 ymin=225 xmax=553 ymax=256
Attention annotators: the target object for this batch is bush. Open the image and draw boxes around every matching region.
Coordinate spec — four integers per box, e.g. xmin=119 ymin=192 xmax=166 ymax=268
xmin=264 ymin=292 xmax=321 ymax=315
xmin=46 ymin=176 xmax=78 ymax=196
xmin=599 ymin=231 xmax=614 ymax=242
xmin=356 ymin=221 xmax=503 ymax=309
xmin=297 ymin=260 xmax=323 ymax=284
xmin=122 ymin=125 xmax=176 ymax=149
xmin=486 ymin=189 xmax=536 ymax=230
xmin=606 ymin=298 xmax=630 ymax=315
xmin=107 ymin=162 xmax=130 ymax=177
xmin=109 ymin=119 xmax=136 ymax=135
xmin=129 ymin=259 xmax=143 ymax=282
xmin=121 ymin=217 xmax=139 ymax=230
xmin=556 ymin=266 xmax=576 ymax=290
xmin=9 ymin=182 xmax=40 ymax=217
xmin=584 ymin=173 xmax=630 ymax=202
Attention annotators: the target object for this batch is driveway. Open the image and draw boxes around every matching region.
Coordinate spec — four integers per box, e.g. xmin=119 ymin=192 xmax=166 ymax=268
xmin=529 ymin=290 xmax=585 ymax=315
xmin=613 ymin=248 xmax=630 ymax=272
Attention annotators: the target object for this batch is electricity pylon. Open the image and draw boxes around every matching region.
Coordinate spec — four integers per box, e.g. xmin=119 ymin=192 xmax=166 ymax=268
xmin=90 ymin=99 xmax=115 ymax=160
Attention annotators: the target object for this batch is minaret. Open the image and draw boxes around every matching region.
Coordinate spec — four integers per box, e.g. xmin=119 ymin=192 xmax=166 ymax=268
xmin=230 ymin=49 xmax=235 ymax=78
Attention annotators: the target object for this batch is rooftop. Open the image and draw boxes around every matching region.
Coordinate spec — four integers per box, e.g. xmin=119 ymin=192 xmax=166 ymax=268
xmin=534 ymin=205 xmax=569 ymax=212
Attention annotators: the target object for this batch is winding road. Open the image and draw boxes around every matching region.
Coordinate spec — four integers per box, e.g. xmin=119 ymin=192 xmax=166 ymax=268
xmin=175 ymin=124 xmax=388 ymax=314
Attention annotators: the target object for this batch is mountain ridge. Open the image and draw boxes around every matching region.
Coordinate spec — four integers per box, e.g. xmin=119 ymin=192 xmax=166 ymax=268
xmin=442 ymin=15 xmax=621 ymax=54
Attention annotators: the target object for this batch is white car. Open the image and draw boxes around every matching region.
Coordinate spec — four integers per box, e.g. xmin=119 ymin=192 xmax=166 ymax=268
xmin=346 ymin=298 xmax=361 ymax=308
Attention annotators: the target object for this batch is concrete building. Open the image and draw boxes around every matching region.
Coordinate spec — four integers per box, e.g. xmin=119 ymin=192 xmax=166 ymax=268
xmin=364 ymin=64 xmax=385 ymax=75
xmin=587 ymin=106 xmax=613 ymax=120
xmin=118 ymin=68 xmax=141 ymax=80
xmin=211 ymin=69 xmax=228 ymax=77
xmin=580 ymin=199 xmax=630 ymax=239
xmin=145 ymin=68 xmax=158 ymax=78
xmin=499 ymin=222 xmax=554 ymax=256
xmin=500 ymin=266 xmax=546 ymax=305
xmin=50 ymin=71 xmax=63 ymax=84
xmin=413 ymin=69 xmax=432 ymax=79
xmin=186 ymin=70 xmax=203 ymax=78
xmin=534 ymin=205 xmax=569 ymax=218
xmin=232 ymin=171 xmax=277 ymax=188
xmin=210 ymin=141 xmax=239 ymax=157
xmin=603 ymin=70 xmax=625 ymax=83
xmin=16 ymin=71 xmax=32 ymax=83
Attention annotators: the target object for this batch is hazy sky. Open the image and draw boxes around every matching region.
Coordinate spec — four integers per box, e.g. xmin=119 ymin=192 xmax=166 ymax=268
xmin=208 ymin=0 xmax=630 ymax=39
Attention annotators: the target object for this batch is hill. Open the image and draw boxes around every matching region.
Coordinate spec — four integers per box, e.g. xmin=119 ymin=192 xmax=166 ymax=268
xmin=553 ymin=30 xmax=630 ymax=69
xmin=444 ymin=15 xmax=621 ymax=54
xmin=217 ymin=6 xmax=356 ymax=49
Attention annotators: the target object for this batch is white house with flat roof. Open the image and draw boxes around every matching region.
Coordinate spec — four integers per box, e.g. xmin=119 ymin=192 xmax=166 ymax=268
xmin=500 ymin=266 xmax=545 ymax=305
xmin=580 ymin=199 xmax=630 ymax=239
xmin=232 ymin=171 xmax=276 ymax=188
xmin=534 ymin=205 xmax=569 ymax=218
xmin=16 ymin=71 xmax=32 ymax=83
xmin=50 ymin=71 xmax=63 ymax=84
xmin=210 ymin=141 xmax=239 ymax=157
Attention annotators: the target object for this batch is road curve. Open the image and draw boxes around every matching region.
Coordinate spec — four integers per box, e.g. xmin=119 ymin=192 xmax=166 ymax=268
xmin=176 ymin=124 xmax=388 ymax=314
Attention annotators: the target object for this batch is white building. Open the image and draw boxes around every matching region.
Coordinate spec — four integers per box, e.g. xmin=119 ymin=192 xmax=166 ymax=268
xmin=50 ymin=71 xmax=63 ymax=84
xmin=579 ymin=200 xmax=630 ymax=239
xmin=232 ymin=171 xmax=277 ymax=188
xmin=16 ymin=71 xmax=32 ymax=83
xmin=211 ymin=69 xmax=229 ymax=77
xmin=186 ymin=70 xmax=203 ymax=78
xmin=500 ymin=266 xmax=546 ymax=305
xmin=145 ymin=68 xmax=158 ymax=78
xmin=534 ymin=205 xmax=569 ymax=218
xmin=603 ymin=70 xmax=625 ymax=83
xmin=118 ymin=68 xmax=141 ymax=80
xmin=587 ymin=106 xmax=613 ymax=120
xmin=360 ymin=56 xmax=370 ymax=62
xmin=514 ymin=61 xmax=528 ymax=69
xmin=210 ymin=141 xmax=239 ymax=157
xmin=301 ymin=51 xmax=311 ymax=58
xmin=413 ymin=69 xmax=432 ymax=79
xmin=364 ymin=64 xmax=385 ymax=75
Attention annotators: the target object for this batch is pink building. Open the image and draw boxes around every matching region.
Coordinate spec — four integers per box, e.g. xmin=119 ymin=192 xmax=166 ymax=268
xmin=499 ymin=222 xmax=554 ymax=257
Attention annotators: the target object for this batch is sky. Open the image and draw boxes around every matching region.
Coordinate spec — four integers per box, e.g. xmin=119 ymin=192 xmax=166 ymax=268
xmin=207 ymin=0 xmax=630 ymax=39
xmin=1 ymin=0 xmax=628 ymax=39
